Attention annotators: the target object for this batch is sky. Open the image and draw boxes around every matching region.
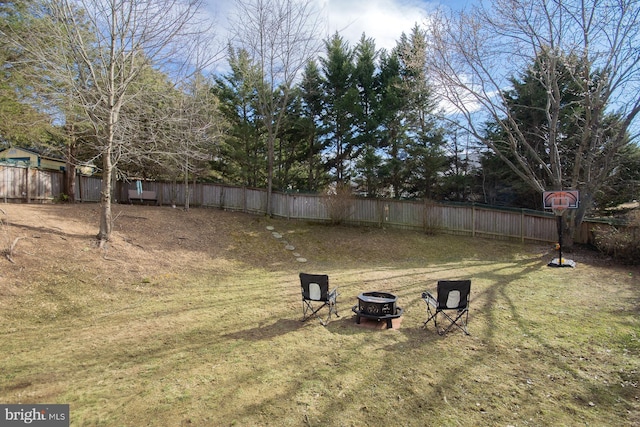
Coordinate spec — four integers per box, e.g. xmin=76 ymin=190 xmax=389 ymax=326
xmin=205 ymin=0 xmax=475 ymax=65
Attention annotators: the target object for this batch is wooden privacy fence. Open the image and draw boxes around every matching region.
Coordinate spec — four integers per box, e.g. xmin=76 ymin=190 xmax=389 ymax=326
xmin=1 ymin=164 xmax=610 ymax=244
xmin=0 ymin=164 xmax=63 ymax=203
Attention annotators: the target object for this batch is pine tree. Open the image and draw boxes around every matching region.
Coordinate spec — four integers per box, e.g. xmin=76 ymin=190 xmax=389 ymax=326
xmin=299 ymin=60 xmax=329 ymax=191
xmin=396 ymin=25 xmax=447 ymax=199
xmin=319 ymin=33 xmax=359 ymax=184
xmin=352 ymin=34 xmax=382 ymax=197
xmin=213 ymin=47 xmax=267 ymax=187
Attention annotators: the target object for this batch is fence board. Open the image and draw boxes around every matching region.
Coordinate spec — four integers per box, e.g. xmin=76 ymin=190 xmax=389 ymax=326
xmin=0 ymin=165 xmax=616 ymax=245
xmin=76 ymin=176 xmax=102 ymax=202
xmin=1 ymin=165 xmax=25 ymax=200
xmin=0 ymin=166 xmax=63 ymax=202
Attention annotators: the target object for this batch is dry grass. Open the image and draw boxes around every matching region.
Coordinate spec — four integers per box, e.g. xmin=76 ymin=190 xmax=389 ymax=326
xmin=1 ymin=203 xmax=639 ymax=426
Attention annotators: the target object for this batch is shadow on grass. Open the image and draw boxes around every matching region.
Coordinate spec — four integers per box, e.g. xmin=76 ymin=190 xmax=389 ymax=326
xmin=8 ymin=222 xmax=97 ymax=240
xmin=222 ymin=318 xmax=304 ymax=341
xmin=306 ymin=255 xmax=577 ymax=424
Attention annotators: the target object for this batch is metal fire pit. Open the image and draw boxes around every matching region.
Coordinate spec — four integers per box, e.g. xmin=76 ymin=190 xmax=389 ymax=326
xmin=352 ymin=291 xmax=403 ymax=328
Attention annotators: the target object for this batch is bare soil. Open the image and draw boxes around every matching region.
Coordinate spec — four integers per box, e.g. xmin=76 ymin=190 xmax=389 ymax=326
xmin=2 ymin=203 xmax=281 ymax=284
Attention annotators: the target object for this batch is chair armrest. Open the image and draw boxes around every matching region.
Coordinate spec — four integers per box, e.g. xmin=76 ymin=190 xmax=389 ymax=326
xmin=329 ymin=287 xmax=339 ymax=302
xmin=422 ymin=291 xmax=438 ymax=308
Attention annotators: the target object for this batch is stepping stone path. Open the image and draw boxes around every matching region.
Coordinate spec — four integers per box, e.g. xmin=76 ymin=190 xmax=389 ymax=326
xmin=267 ymin=226 xmax=308 ymax=263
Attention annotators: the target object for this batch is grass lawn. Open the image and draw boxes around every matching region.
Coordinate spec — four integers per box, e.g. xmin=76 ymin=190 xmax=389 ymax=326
xmin=1 ymin=203 xmax=639 ymax=426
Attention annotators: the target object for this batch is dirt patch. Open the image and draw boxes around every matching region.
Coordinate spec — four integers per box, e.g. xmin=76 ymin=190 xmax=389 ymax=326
xmin=2 ymin=203 xmax=274 ymax=283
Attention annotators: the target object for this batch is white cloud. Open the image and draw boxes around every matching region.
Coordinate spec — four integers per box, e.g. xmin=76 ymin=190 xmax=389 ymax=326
xmin=318 ymin=0 xmax=434 ymax=51
xmin=204 ymin=0 xmax=473 ymax=73
xmin=207 ymin=0 xmax=444 ymax=52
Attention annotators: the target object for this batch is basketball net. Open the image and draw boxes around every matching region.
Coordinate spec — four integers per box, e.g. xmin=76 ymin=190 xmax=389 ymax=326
xmin=550 ymin=195 xmax=570 ymax=216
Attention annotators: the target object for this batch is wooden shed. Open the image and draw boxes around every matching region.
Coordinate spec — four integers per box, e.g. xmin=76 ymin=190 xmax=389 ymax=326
xmin=0 ymin=147 xmax=66 ymax=171
xmin=0 ymin=147 xmax=95 ymax=175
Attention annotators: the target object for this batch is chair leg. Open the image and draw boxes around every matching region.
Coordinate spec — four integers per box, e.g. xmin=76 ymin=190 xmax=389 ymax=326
xmin=440 ymin=309 xmax=470 ymax=335
xmin=302 ymin=300 xmax=334 ymax=326
xmin=320 ymin=300 xmax=339 ymax=326
xmin=423 ymin=305 xmax=439 ymax=331
xmin=302 ymin=300 xmax=323 ymax=322
xmin=424 ymin=305 xmax=469 ymax=335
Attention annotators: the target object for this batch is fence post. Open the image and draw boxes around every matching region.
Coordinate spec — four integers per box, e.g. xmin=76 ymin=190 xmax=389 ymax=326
xmin=472 ymin=203 xmax=476 ymax=238
xmin=242 ymin=186 xmax=247 ymax=213
xmin=2 ymin=166 xmax=6 ymax=203
xmin=26 ymin=166 xmax=31 ymax=203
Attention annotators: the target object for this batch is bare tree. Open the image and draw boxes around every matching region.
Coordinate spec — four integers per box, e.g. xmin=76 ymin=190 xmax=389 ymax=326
xmin=426 ymin=0 xmax=640 ymax=241
xmin=228 ymin=0 xmax=323 ymax=215
xmin=110 ymin=65 xmax=225 ymax=209
xmin=172 ymin=73 xmax=226 ymax=211
xmin=12 ymin=0 xmax=213 ymax=244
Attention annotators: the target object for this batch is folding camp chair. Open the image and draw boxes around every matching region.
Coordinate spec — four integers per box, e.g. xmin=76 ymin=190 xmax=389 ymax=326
xmin=299 ymin=273 xmax=339 ymax=326
xmin=422 ymin=280 xmax=471 ymax=335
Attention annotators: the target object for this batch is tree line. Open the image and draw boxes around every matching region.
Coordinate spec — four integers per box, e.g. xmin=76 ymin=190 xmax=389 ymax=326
xmin=2 ymin=0 xmax=640 ymax=243
xmin=213 ymin=27 xmax=464 ymax=201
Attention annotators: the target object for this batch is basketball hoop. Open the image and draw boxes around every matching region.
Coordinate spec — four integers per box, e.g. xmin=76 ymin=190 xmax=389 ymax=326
xmin=542 ymin=190 xmax=580 ymax=268
xmin=543 ymin=190 xmax=579 ymax=216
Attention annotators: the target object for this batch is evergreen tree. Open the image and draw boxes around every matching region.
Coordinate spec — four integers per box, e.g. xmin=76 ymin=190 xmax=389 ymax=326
xmin=273 ymin=87 xmax=314 ymax=191
xmin=298 ymin=60 xmax=329 ymax=191
xmin=396 ymin=25 xmax=447 ymax=199
xmin=474 ymin=145 xmax=541 ymax=208
xmin=0 ymin=0 xmax=60 ymax=146
xmin=319 ymin=33 xmax=358 ymax=184
xmin=213 ymin=47 xmax=266 ymax=187
xmin=376 ymin=49 xmax=407 ymax=198
xmin=228 ymin=0 xmax=323 ymax=215
xmin=439 ymin=126 xmax=476 ymax=202
xmin=352 ymin=34 xmax=381 ymax=197
xmin=483 ymin=50 xmax=629 ymax=214
xmin=427 ymin=0 xmax=640 ymax=244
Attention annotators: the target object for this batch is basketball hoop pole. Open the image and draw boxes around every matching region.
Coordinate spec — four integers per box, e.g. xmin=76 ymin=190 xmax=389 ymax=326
xmin=556 ymin=213 xmax=564 ymax=267
xmin=550 ymin=209 xmax=574 ymax=267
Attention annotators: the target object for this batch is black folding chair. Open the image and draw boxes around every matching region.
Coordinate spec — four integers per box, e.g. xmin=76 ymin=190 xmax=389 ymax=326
xmin=422 ymin=280 xmax=471 ymax=335
xmin=299 ymin=273 xmax=339 ymax=326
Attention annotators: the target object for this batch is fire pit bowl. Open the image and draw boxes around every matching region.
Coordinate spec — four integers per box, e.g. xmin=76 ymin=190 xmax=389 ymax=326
xmin=352 ymin=291 xmax=403 ymax=328
xmin=357 ymin=291 xmax=397 ymax=315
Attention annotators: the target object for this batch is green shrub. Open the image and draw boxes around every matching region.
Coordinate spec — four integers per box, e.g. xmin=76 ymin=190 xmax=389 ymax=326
xmin=55 ymin=193 xmax=70 ymax=203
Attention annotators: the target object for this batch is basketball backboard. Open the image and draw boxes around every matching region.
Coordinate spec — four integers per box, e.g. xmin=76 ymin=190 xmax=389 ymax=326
xmin=543 ymin=190 xmax=579 ymax=211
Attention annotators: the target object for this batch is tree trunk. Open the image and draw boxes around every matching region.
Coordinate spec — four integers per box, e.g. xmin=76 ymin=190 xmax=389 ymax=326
xmin=184 ymin=161 xmax=190 ymax=211
xmin=97 ymin=145 xmax=113 ymax=243
xmin=65 ymin=140 xmax=77 ymax=203
xmin=267 ymin=135 xmax=274 ymax=216
xmin=64 ymin=164 xmax=76 ymax=203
